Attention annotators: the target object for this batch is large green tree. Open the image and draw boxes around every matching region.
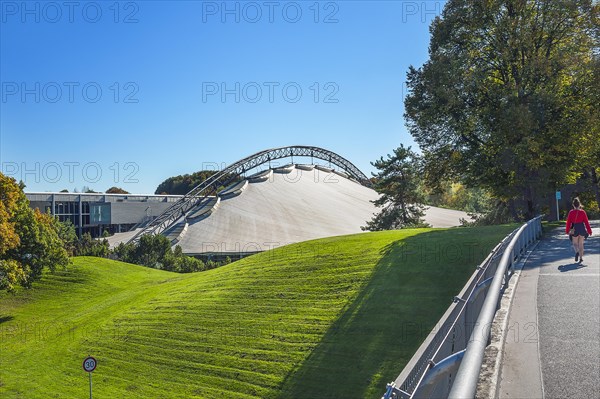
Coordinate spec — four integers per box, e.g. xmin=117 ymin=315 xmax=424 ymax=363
xmin=362 ymin=145 xmax=426 ymax=231
xmin=405 ymin=0 xmax=598 ymax=220
xmin=571 ymin=55 xmax=600 ymax=209
xmin=0 ymin=173 xmax=70 ymax=290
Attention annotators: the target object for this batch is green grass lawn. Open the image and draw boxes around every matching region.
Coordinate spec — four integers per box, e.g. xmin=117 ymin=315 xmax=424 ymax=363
xmin=0 ymin=225 xmax=516 ymax=398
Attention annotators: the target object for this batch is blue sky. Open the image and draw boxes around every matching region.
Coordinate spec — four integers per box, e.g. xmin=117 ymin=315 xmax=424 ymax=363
xmin=1 ymin=0 xmax=445 ymax=193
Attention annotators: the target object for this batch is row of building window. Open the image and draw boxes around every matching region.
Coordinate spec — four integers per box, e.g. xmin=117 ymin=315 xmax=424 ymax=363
xmin=53 ymin=202 xmax=90 ymax=215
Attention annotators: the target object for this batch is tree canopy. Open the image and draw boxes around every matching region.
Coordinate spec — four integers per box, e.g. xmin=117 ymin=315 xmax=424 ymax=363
xmin=0 ymin=173 xmax=70 ymax=290
xmin=405 ymin=0 xmax=599 ymax=220
xmin=362 ymin=145 xmax=426 ymax=231
xmin=155 ymin=171 xmax=240 ymax=195
xmin=105 ymin=186 xmax=130 ymax=194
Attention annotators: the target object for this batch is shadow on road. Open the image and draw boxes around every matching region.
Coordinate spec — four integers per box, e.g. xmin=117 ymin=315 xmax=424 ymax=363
xmin=523 ymin=222 xmax=599 ymax=271
xmin=558 ymin=263 xmax=587 ymax=272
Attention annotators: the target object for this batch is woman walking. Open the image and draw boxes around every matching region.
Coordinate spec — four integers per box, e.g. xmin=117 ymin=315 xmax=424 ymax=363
xmin=566 ymin=198 xmax=593 ymax=263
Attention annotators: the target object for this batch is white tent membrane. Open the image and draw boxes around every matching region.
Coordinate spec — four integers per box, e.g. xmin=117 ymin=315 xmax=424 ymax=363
xmin=108 ymin=165 xmax=469 ymax=254
xmin=112 ymin=165 xmax=467 ymax=254
xmin=178 ymin=166 xmax=377 ymax=254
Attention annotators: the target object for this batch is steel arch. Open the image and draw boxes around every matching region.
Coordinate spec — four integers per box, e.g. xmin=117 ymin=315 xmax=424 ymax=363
xmin=127 ymin=145 xmax=371 ymax=244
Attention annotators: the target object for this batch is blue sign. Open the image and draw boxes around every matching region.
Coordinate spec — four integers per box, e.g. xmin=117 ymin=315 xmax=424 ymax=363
xmin=555 ymin=191 xmax=561 ymax=200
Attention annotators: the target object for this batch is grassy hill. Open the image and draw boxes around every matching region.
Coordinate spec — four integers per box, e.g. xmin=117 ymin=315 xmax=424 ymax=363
xmin=0 ymin=225 xmax=515 ymax=398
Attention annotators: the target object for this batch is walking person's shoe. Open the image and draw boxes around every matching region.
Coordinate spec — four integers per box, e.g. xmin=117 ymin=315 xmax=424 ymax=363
xmin=579 ymin=258 xmax=583 ymax=264
xmin=575 ymin=252 xmax=579 ymax=262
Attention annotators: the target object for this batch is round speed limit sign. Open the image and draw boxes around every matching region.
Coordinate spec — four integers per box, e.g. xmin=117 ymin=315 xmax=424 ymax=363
xmin=83 ymin=356 xmax=97 ymax=372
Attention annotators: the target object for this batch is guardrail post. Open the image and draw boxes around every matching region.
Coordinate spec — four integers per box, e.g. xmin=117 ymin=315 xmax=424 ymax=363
xmin=519 ymin=234 xmax=524 ymax=254
xmin=531 ymin=221 xmax=534 ymax=242
xmin=529 ymin=221 xmax=533 ymax=243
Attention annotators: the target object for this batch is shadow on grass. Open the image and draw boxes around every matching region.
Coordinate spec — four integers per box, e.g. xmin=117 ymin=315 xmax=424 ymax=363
xmin=0 ymin=315 xmax=14 ymax=324
xmin=277 ymin=228 xmax=508 ymax=399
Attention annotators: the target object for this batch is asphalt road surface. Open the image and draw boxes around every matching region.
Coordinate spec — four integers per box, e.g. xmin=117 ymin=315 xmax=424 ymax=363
xmin=500 ymin=221 xmax=600 ymax=399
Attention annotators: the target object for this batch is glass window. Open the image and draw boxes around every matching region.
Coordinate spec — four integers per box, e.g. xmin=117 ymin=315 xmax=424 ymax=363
xmin=90 ymin=204 xmax=110 ymax=224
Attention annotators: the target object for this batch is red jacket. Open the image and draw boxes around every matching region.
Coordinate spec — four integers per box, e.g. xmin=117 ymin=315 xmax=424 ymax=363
xmin=566 ymin=209 xmax=592 ymax=235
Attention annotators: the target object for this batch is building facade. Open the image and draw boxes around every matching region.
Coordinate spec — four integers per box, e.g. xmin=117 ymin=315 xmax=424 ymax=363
xmin=26 ymin=192 xmax=183 ymax=237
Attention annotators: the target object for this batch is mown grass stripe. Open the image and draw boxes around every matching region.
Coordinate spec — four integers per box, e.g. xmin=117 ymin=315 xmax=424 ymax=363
xmin=1 ymin=226 xmax=515 ymax=398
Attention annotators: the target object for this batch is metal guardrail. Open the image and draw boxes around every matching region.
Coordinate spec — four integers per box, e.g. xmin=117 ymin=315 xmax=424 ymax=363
xmin=383 ymin=216 xmax=543 ymax=399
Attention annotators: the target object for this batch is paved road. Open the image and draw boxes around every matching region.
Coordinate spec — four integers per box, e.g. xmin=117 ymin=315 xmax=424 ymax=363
xmin=500 ymin=221 xmax=600 ymax=399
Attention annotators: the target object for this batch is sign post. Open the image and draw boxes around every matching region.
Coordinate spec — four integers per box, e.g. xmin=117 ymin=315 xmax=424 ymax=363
xmin=83 ymin=356 xmax=97 ymax=399
xmin=555 ymin=191 xmax=561 ymax=221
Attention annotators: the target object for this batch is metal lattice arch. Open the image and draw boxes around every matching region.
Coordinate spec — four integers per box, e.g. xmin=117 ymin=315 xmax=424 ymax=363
xmin=127 ymin=145 xmax=371 ymax=244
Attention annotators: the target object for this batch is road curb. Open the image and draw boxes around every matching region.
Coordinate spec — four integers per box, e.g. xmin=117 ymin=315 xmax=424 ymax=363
xmin=475 ymin=240 xmax=541 ymax=398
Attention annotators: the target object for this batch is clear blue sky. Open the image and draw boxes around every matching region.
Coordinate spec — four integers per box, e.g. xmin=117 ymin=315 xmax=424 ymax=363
xmin=1 ymin=0 xmax=445 ymax=194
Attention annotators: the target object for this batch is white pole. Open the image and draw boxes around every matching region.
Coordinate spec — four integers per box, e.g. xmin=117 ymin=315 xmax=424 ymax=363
xmin=89 ymin=372 xmax=93 ymax=399
xmin=556 ymin=196 xmax=560 ymax=221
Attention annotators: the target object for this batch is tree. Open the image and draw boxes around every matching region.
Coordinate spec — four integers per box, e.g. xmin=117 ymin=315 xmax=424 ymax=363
xmin=1 ymin=174 xmax=24 ymax=290
xmin=25 ymin=210 xmax=71 ymax=283
xmin=105 ymin=187 xmax=130 ymax=194
xmin=115 ymin=234 xmax=173 ymax=268
xmin=405 ymin=0 xmax=598 ymax=220
xmin=0 ymin=259 xmax=23 ymax=291
xmin=155 ymin=171 xmax=240 ymax=195
xmin=571 ymin=55 xmax=600 ymax=210
xmin=0 ymin=173 xmax=71 ymax=290
xmin=113 ymin=242 xmax=135 ymax=263
xmin=362 ymin=145 xmax=426 ymax=231
xmin=424 ymin=181 xmax=494 ymax=213
xmin=0 ymin=173 xmax=21 ymax=255
xmin=74 ymin=233 xmax=109 ymax=257
xmin=55 ymin=219 xmax=78 ymax=257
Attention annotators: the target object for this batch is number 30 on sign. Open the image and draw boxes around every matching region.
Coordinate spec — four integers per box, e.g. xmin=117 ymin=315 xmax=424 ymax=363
xmin=83 ymin=356 xmax=97 ymax=373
